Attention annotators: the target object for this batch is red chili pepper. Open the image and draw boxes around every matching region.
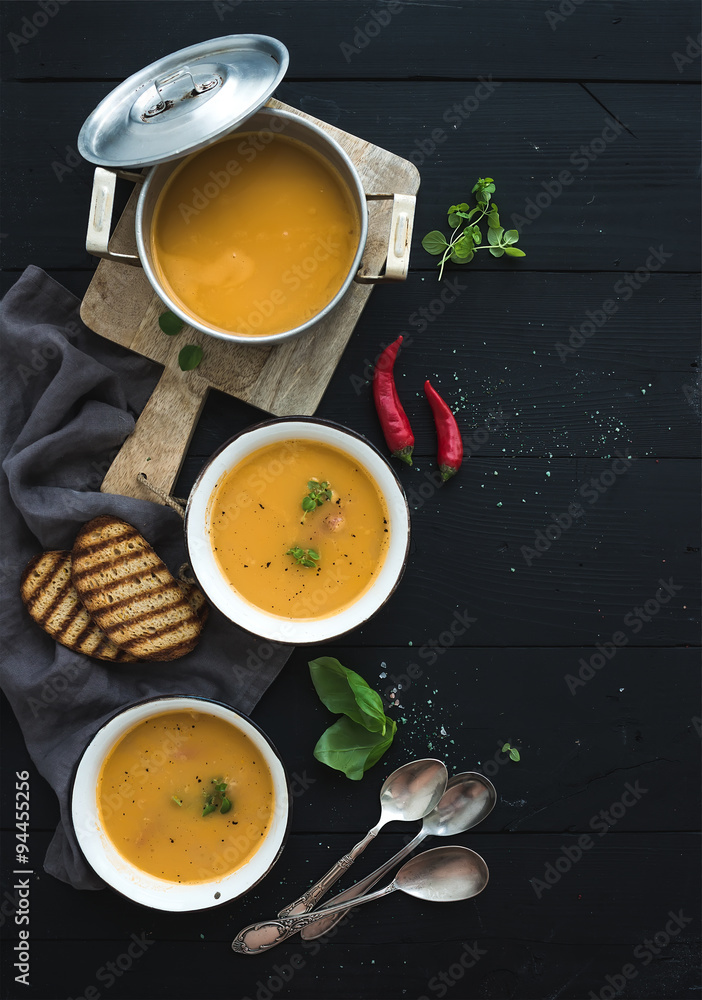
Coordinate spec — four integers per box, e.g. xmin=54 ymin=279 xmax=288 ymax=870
xmin=424 ymin=380 xmax=463 ymax=481
xmin=373 ymin=335 xmax=414 ymax=466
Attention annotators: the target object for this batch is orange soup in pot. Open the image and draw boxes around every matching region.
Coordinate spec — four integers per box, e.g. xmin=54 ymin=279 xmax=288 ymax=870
xmin=150 ymin=133 xmax=360 ymax=336
xmin=97 ymin=710 xmax=275 ymax=883
xmin=208 ymin=439 xmax=390 ymax=619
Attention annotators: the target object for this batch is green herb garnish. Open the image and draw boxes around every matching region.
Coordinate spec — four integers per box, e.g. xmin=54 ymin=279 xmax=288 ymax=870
xmin=202 ymin=778 xmax=231 ymax=817
xmin=158 ymin=310 xmax=184 ymax=336
xmin=287 ymin=546 xmax=320 ymax=569
xmin=301 ymin=480 xmax=332 ymax=518
xmin=159 ymin=310 xmax=205 ymax=370
xmin=501 ymin=742 xmax=521 ymax=762
xmin=178 ymin=344 xmax=203 ymax=371
xmin=422 ymin=177 xmax=526 ymax=280
xmin=313 ymin=716 xmax=397 ymax=782
xmin=309 ymin=657 xmax=397 ymax=780
xmin=172 ymin=795 xmax=183 ymax=806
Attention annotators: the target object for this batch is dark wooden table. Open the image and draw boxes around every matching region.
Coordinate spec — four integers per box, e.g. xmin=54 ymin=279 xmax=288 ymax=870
xmin=1 ymin=2 xmax=700 ymax=998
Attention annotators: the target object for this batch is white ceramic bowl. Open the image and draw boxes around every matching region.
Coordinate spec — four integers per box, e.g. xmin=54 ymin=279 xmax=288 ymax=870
xmin=71 ymin=696 xmax=290 ymax=912
xmin=185 ymin=418 xmax=411 ymax=643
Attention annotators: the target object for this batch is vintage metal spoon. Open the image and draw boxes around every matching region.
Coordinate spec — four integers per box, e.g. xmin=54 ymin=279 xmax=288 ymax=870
xmin=301 ymin=770 xmax=496 ymax=940
xmin=231 ymin=758 xmax=448 ymax=954
xmin=231 ymin=846 xmax=489 ymax=954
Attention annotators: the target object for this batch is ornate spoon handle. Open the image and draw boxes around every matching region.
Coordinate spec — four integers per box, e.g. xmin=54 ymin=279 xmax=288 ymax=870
xmin=231 ymin=884 xmax=394 ymax=954
xmin=300 ymin=829 xmax=427 ymax=940
xmin=277 ymin=827 xmax=377 ymax=918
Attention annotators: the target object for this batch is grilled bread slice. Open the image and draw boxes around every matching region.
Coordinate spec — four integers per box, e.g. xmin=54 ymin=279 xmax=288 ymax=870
xmin=20 ymin=551 xmax=137 ymax=662
xmin=71 ymin=516 xmax=204 ymax=661
xmin=179 ymin=579 xmax=209 ymax=627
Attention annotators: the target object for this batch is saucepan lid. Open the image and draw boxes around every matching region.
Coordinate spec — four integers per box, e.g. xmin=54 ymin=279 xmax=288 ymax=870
xmin=78 ymin=34 xmax=289 ymax=168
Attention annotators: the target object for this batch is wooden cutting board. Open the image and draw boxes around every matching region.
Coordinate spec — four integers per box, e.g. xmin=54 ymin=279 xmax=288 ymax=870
xmin=80 ymin=99 xmax=419 ymax=505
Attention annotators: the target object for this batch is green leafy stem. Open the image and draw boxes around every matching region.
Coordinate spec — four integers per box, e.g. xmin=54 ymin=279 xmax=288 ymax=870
xmin=501 ymin=742 xmax=521 ymax=762
xmin=301 ymin=480 xmax=332 ymax=518
xmin=287 ymin=546 xmax=320 ymax=569
xmin=422 ymin=177 xmax=526 ymax=281
xmin=202 ymin=778 xmax=231 ymax=817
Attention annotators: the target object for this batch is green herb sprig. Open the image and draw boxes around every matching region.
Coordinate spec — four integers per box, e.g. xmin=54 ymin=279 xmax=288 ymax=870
xmin=309 ymin=657 xmax=397 ymax=780
xmin=301 ymin=480 xmax=332 ymax=518
xmin=158 ymin=310 xmax=204 ymax=372
xmin=202 ymin=778 xmax=231 ymax=817
xmin=501 ymin=742 xmax=521 ymax=762
xmin=287 ymin=546 xmax=320 ymax=569
xmin=422 ymin=178 xmax=526 ymax=280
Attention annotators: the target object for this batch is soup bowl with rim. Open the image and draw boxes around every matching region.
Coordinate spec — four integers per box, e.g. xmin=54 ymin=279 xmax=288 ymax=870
xmin=185 ymin=417 xmax=411 ymax=644
xmin=71 ymin=695 xmax=290 ymax=912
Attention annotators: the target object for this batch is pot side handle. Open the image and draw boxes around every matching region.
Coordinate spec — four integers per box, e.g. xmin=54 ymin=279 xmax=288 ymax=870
xmin=86 ymin=167 xmax=143 ymax=266
xmin=355 ymin=192 xmax=415 ymax=284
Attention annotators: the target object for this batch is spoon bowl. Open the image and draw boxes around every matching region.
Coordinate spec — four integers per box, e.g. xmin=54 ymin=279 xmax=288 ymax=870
xmin=394 ymin=845 xmax=489 ymax=902
xmin=378 ymin=757 xmax=449 ymax=824
xmin=423 ymin=771 xmax=497 ymax=838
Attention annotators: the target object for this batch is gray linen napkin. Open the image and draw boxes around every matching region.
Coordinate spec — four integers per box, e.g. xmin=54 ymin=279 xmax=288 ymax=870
xmin=0 ymin=266 xmax=292 ymax=889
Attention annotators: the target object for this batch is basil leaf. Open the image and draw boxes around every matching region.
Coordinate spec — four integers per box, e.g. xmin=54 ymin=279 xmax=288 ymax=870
xmin=487 ymin=226 xmax=503 ymax=246
xmin=504 ymin=246 xmax=526 ymax=257
xmin=313 ymin=717 xmax=395 ymax=781
xmin=422 ymin=230 xmax=449 ymax=255
xmin=503 ymin=229 xmax=519 ymax=244
xmin=158 ymin=310 xmax=184 ymax=336
xmin=364 ymin=717 xmax=397 ymax=770
xmin=178 ymin=344 xmax=203 ymax=371
xmin=309 ymin=657 xmax=386 ymax=733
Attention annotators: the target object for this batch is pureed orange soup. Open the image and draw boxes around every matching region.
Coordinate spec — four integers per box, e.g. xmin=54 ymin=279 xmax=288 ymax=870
xmin=209 ymin=440 xmax=390 ymax=619
xmin=150 ymin=132 xmax=360 ymax=336
xmin=97 ymin=711 xmax=274 ymax=883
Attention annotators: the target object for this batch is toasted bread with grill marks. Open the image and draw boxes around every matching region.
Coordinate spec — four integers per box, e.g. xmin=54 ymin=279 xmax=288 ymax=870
xmin=71 ymin=516 xmax=205 ymax=662
xmin=179 ymin=579 xmax=209 ymax=627
xmin=20 ymin=551 xmax=137 ymax=662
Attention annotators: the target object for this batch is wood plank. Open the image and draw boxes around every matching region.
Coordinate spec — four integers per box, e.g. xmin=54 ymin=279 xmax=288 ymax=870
xmin=1 ymin=933 xmax=697 ymax=1000
xmin=3 ymin=649 xmax=699 ymax=833
xmin=2 ymin=832 xmax=697 ymax=944
xmin=2 ymin=270 xmax=699 ymax=460
xmin=184 ymin=271 xmax=702 ymax=460
xmin=175 ymin=456 xmax=701 ymax=646
xmin=0 ymin=832 xmax=697 ymax=999
xmin=1 ymin=82 xmax=699 ymax=271
xmin=1 ymin=0 xmax=699 ymax=82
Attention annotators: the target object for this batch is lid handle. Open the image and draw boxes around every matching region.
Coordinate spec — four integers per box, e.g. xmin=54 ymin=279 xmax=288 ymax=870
xmin=143 ymin=65 xmax=220 ymax=120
